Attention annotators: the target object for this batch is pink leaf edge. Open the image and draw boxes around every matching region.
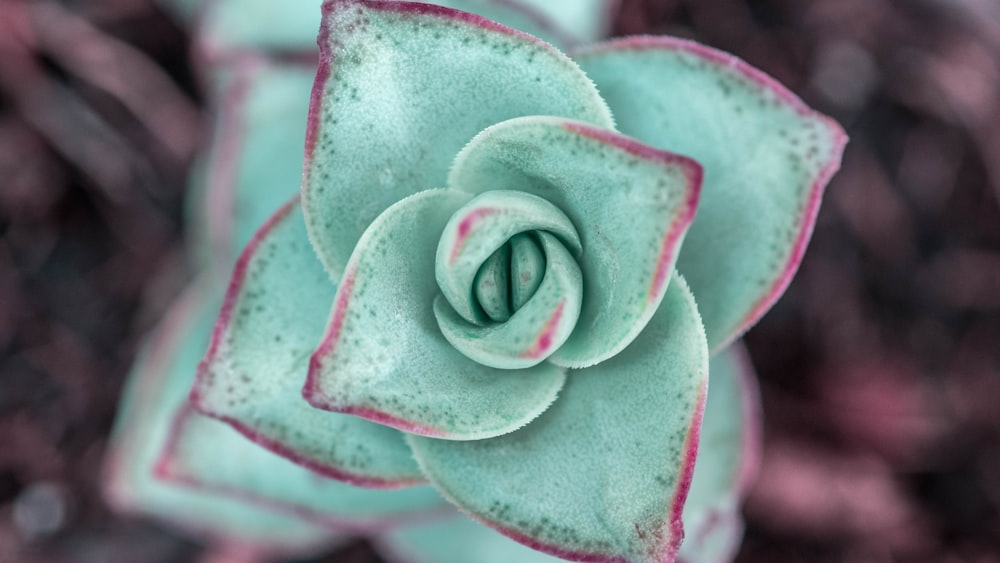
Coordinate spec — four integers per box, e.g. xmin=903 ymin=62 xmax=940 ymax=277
xmin=189 ymin=196 xmax=424 ymax=489
xmin=304 ymin=0 xmax=577 ymax=163
xmin=560 ymin=121 xmax=703 ymax=304
xmin=302 ymin=269 xmax=450 ymax=439
xmin=421 ymin=379 xmax=708 ymax=563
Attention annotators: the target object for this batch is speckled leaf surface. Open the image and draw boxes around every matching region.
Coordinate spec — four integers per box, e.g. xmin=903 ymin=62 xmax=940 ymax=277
xmin=193 ymin=199 xmax=427 ymax=487
xmin=156 ymin=404 xmax=448 ymax=532
xmin=408 ymin=274 xmax=709 ymax=563
xmin=575 ymin=37 xmax=847 ymax=352
xmin=449 ymin=116 xmax=702 ymax=368
xmin=302 ymin=0 xmax=614 ymax=278
xmin=199 ymin=0 xmax=586 ymax=55
xmin=306 ymin=189 xmax=567 ymax=440
xmin=377 ymin=512 xmax=570 ymax=563
xmin=679 ymin=344 xmax=761 ymax=563
xmin=103 ymin=283 xmax=336 ymax=553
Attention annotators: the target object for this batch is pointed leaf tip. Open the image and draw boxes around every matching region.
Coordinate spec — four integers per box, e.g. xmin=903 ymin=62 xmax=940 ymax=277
xmin=194 ymin=198 xmax=428 ymax=488
xmin=576 ymin=36 xmax=847 ymax=353
xmin=303 ymin=0 xmax=613 ymax=277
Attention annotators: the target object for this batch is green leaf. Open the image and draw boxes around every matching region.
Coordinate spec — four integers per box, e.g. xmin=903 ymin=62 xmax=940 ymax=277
xmin=575 ymin=37 xmax=847 ymax=353
xmin=680 ymin=343 xmax=761 ymax=563
xmin=156 ymin=405 xmax=448 ymax=531
xmin=512 ymin=0 xmax=615 ymax=44
xmin=104 ymin=283 xmax=337 ymax=553
xmin=448 ymin=116 xmax=702 ymax=367
xmin=302 ymin=0 xmax=614 ymax=278
xmin=434 ymin=190 xmax=583 ymax=368
xmin=377 ymin=512 xmax=570 ymax=563
xmin=305 ymin=189 xmax=567 ymax=440
xmin=198 ymin=0 xmax=588 ymax=55
xmin=408 ymin=273 xmax=709 ymax=563
xmin=193 ymin=198 xmax=427 ymax=487
xmin=188 ymin=60 xmax=315 ymax=272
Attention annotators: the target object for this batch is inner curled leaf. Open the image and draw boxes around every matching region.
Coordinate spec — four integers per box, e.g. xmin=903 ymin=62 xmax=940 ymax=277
xmin=434 ymin=191 xmax=584 ymax=369
xmin=473 ymin=233 xmax=545 ymax=323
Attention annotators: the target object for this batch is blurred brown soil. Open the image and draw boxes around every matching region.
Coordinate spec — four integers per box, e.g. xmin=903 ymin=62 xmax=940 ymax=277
xmin=1 ymin=0 xmax=998 ymax=562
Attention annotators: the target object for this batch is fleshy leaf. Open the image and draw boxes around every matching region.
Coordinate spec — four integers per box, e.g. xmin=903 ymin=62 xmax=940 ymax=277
xmin=575 ymin=37 xmax=847 ymax=352
xmin=193 ymin=198 xmax=426 ymax=487
xmin=448 ymin=116 xmax=702 ymax=367
xmin=377 ymin=512 xmax=569 ymax=563
xmin=189 ymin=59 xmax=316 ymax=271
xmin=680 ymin=343 xmax=762 ymax=563
xmin=305 ymin=189 xmax=567 ymax=440
xmin=408 ymin=273 xmax=709 ymax=563
xmin=434 ymin=190 xmax=584 ymax=368
xmin=513 ymin=0 xmax=616 ymax=44
xmin=436 ymin=190 xmax=581 ymax=326
xmin=103 ymin=283 xmax=337 ymax=554
xmin=435 ymin=232 xmax=582 ymax=369
xmin=199 ymin=0 xmax=585 ymax=56
xmin=302 ymin=0 xmax=614 ymax=278
xmin=156 ymin=404 xmax=448 ymax=532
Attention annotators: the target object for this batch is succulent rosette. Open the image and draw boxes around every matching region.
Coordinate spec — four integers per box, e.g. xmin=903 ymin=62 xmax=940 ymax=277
xmin=112 ymin=0 xmax=845 ymax=561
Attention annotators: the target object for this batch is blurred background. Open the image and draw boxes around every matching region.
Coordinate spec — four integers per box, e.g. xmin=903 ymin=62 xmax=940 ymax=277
xmin=1 ymin=0 xmax=999 ymax=561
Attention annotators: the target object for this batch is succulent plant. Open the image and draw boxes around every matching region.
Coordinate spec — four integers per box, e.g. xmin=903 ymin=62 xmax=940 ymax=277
xmin=107 ymin=1 xmax=845 ymax=561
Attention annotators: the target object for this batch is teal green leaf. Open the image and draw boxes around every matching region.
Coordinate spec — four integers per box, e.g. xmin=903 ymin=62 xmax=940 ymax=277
xmin=435 ymin=190 xmax=581 ymax=327
xmin=680 ymin=344 xmax=761 ymax=563
xmin=188 ymin=60 xmax=315 ymax=272
xmin=448 ymin=116 xmax=702 ymax=367
xmin=103 ymin=283 xmax=337 ymax=552
xmin=156 ymin=405 xmax=448 ymax=531
xmin=433 ymin=190 xmax=583 ymax=368
xmin=408 ymin=273 xmax=709 ymax=563
xmin=193 ymin=198 xmax=427 ymax=487
xmin=435 ymin=232 xmax=582 ymax=369
xmin=305 ymin=189 xmax=567 ymax=440
xmin=377 ymin=512 xmax=569 ymax=563
xmin=575 ymin=37 xmax=847 ymax=353
xmin=199 ymin=0 xmax=586 ymax=55
xmin=302 ymin=0 xmax=614 ymax=278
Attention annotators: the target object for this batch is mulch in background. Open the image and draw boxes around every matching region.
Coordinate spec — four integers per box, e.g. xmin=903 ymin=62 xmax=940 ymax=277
xmin=1 ymin=0 xmax=998 ymax=561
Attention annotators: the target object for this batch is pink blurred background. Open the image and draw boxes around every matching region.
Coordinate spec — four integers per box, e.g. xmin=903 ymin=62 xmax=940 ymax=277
xmin=1 ymin=0 xmax=999 ymax=561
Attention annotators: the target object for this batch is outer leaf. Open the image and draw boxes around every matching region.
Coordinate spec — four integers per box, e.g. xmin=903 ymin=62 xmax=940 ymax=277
xmin=103 ymin=283 xmax=336 ymax=554
xmin=189 ymin=59 xmax=315 ymax=272
xmin=156 ymin=404 xmax=448 ymax=532
xmin=513 ymin=0 xmax=617 ymax=44
xmin=408 ymin=273 xmax=709 ymax=563
xmin=193 ymin=198 xmax=426 ymax=487
xmin=679 ymin=344 xmax=762 ymax=563
xmin=435 ymin=232 xmax=582 ymax=369
xmin=377 ymin=512 xmax=569 ymax=563
xmin=198 ymin=0 xmax=585 ymax=57
xmin=448 ymin=116 xmax=702 ymax=367
xmin=302 ymin=0 xmax=614 ymax=278
xmin=305 ymin=189 xmax=567 ymax=440
xmin=575 ymin=37 xmax=847 ymax=352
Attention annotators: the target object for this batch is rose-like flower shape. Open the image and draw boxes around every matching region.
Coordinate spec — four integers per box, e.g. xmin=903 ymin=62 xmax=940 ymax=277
xmin=146 ymin=1 xmax=847 ymax=561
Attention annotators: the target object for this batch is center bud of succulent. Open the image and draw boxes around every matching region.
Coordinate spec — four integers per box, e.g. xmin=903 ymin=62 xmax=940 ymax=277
xmin=434 ymin=190 xmax=584 ymax=369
